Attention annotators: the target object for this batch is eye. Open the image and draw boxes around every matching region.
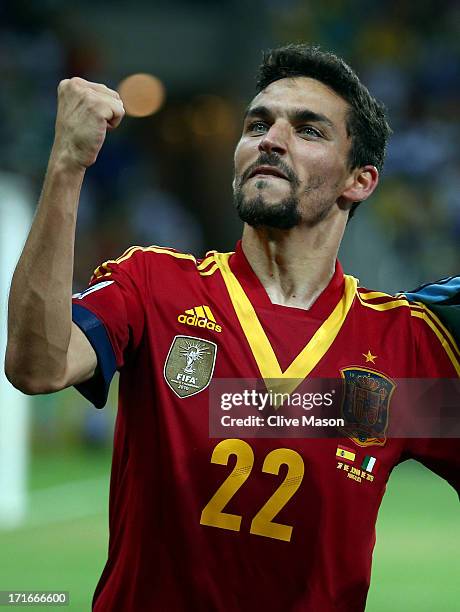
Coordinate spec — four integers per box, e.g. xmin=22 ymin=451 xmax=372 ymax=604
xmin=246 ymin=120 xmax=269 ymax=134
xmin=298 ymin=125 xmax=322 ymax=137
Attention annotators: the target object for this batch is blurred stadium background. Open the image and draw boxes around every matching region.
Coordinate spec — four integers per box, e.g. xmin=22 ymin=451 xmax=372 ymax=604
xmin=0 ymin=0 xmax=458 ymax=609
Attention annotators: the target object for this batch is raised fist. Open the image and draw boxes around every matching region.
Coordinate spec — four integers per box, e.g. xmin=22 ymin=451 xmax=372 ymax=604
xmin=53 ymin=77 xmax=125 ymax=170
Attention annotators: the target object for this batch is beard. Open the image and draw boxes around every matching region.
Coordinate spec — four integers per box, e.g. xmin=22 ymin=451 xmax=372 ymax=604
xmin=234 ymin=185 xmax=301 ymax=230
xmin=234 ymin=174 xmax=332 ymax=230
xmin=233 ymin=152 xmax=302 ymax=229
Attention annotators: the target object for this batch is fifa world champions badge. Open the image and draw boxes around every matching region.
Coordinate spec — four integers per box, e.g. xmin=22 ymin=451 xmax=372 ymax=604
xmin=164 ymin=335 xmax=217 ymax=398
xmin=340 ymin=367 xmax=396 ymax=447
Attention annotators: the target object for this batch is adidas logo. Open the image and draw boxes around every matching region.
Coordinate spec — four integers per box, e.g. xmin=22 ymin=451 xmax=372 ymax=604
xmin=177 ymin=305 xmax=222 ymax=333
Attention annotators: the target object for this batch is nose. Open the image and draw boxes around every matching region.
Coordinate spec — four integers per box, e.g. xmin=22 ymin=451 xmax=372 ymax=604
xmin=258 ymin=121 xmax=288 ymax=156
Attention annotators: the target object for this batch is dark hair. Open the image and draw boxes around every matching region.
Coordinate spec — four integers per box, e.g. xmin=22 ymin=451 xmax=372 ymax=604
xmin=255 ymin=44 xmax=392 ymax=218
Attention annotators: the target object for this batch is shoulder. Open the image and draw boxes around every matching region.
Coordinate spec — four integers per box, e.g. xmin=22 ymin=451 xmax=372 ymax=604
xmin=355 ymin=282 xmax=451 ymax=337
xmin=402 ymin=292 xmax=460 ymax=376
xmin=91 ymin=245 xmax=231 ymax=283
xmin=354 ymin=284 xmax=414 ymax=316
xmin=353 ymin=282 xmax=441 ymax=343
xmin=353 ymin=282 xmax=460 ymax=375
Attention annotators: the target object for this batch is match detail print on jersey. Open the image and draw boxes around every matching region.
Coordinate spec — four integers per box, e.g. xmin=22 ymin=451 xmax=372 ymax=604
xmin=164 ymin=335 xmax=217 ymax=398
xmin=214 ymin=251 xmax=357 ymax=395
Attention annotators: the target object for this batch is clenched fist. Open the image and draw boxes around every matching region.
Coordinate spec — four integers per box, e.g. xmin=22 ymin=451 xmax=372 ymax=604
xmin=52 ymin=77 xmax=125 ymax=170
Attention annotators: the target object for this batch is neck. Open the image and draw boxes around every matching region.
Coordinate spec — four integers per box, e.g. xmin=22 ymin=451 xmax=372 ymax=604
xmin=241 ymin=213 xmax=347 ymax=310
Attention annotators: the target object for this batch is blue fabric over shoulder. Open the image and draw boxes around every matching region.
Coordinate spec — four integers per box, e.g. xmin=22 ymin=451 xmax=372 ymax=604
xmin=402 ymin=276 xmax=460 ymax=343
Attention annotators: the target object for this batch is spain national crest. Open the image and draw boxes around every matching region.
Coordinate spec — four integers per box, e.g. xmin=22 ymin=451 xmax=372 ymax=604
xmin=340 ymin=367 xmax=396 ymax=447
xmin=164 ymin=335 xmax=217 ymax=399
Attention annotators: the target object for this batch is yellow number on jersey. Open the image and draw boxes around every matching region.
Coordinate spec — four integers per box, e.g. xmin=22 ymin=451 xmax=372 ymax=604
xmin=200 ymin=439 xmax=304 ymax=542
xmin=250 ymin=448 xmax=304 ymax=542
xmin=200 ymin=439 xmax=254 ymax=532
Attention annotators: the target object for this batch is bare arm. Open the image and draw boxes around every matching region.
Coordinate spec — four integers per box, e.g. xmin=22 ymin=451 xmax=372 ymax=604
xmin=5 ymin=77 xmax=125 ymax=394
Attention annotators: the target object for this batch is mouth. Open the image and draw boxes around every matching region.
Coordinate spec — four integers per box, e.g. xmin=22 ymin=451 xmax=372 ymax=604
xmin=248 ymin=165 xmax=289 ymax=181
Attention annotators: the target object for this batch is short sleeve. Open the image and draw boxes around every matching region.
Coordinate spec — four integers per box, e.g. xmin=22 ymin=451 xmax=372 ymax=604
xmin=401 ymin=296 xmax=460 ymax=498
xmin=72 ymin=247 xmax=146 ymax=408
xmin=411 ymin=304 xmax=460 ymax=378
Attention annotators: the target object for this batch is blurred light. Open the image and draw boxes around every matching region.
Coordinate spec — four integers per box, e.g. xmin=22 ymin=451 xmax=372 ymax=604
xmin=117 ymin=73 xmax=165 ymax=118
xmin=159 ymin=106 xmax=189 ymax=146
xmin=187 ymin=95 xmax=237 ymax=139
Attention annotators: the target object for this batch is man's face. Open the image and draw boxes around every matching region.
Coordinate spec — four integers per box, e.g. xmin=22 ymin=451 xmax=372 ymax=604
xmin=233 ymin=77 xmax=354 ymax=229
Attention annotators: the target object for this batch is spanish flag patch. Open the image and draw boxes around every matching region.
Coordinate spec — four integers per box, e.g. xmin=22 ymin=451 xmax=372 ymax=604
xmin=336 ymin=445 xmax=356 ymax=462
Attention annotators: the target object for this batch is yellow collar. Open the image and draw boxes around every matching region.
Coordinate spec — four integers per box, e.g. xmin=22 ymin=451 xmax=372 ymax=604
xmin=214 ymin=251 xmax=357 ymax=396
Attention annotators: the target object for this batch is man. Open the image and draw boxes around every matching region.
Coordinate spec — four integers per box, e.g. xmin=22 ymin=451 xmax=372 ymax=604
xmin=5 ymin=44 xmax=459 ymax=611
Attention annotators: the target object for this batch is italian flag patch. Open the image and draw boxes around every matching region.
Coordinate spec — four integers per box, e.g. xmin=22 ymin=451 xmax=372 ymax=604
xmin=361 ymin=456 xmax=377 ymax=473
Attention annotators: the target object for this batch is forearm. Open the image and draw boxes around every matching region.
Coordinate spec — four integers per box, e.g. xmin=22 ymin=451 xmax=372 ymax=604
xmin=5 ymin=148 xmax=85 ymax=392
xmin=5 ymin=77 xmax=124 ymax=393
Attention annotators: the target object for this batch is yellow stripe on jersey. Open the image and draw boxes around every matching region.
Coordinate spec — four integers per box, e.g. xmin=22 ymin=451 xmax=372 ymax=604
xmin=197 ymin=254 xmax=220 ymax=277
xmin=357 ymin=288 xmax=460 ymax=373
xmin=214 ymin=251 xmax=357 ymax=397
xmin=418 ymin=304 xmax=460 ymax=361
xmin=93 ymin=244 xmax=200 ymax=279
xmin=93 ymin=259 xmax=117 ymax=279
xmin=199 ymin=264 xmax=219 ymax=277
xmin=358 ymin=290 xmax=394 ymax=301
xmin=115 ymin=245 xmax=145 ymax=265
xmin=410 ymin=305 xmax=460 ymax=375
xmin=197 ymin=255 xmax=216 ymax=271
xmin=95 ymin=245 xmax=146 ymax=276
xmin=142 ymin=245 xmax=197 ymax=263
xmin=357 ymin=291 xmax=410 ymax=311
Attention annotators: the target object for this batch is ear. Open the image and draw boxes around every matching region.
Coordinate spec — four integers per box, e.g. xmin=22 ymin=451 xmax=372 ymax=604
xmin=340 ymin=165 xmax=379 ymax=203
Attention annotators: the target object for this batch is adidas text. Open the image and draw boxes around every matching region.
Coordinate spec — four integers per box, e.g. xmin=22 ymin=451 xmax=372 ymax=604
xmin=178 ymin=314 xmax=222 ymax=333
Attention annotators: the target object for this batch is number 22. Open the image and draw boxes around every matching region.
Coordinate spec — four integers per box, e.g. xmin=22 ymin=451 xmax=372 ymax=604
xmin=200 ymin=439 xmax=304 ymax=542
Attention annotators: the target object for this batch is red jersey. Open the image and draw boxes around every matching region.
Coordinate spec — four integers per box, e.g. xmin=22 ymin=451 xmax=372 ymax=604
xmin=72 ymin=241 xmax=460 ymax=612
